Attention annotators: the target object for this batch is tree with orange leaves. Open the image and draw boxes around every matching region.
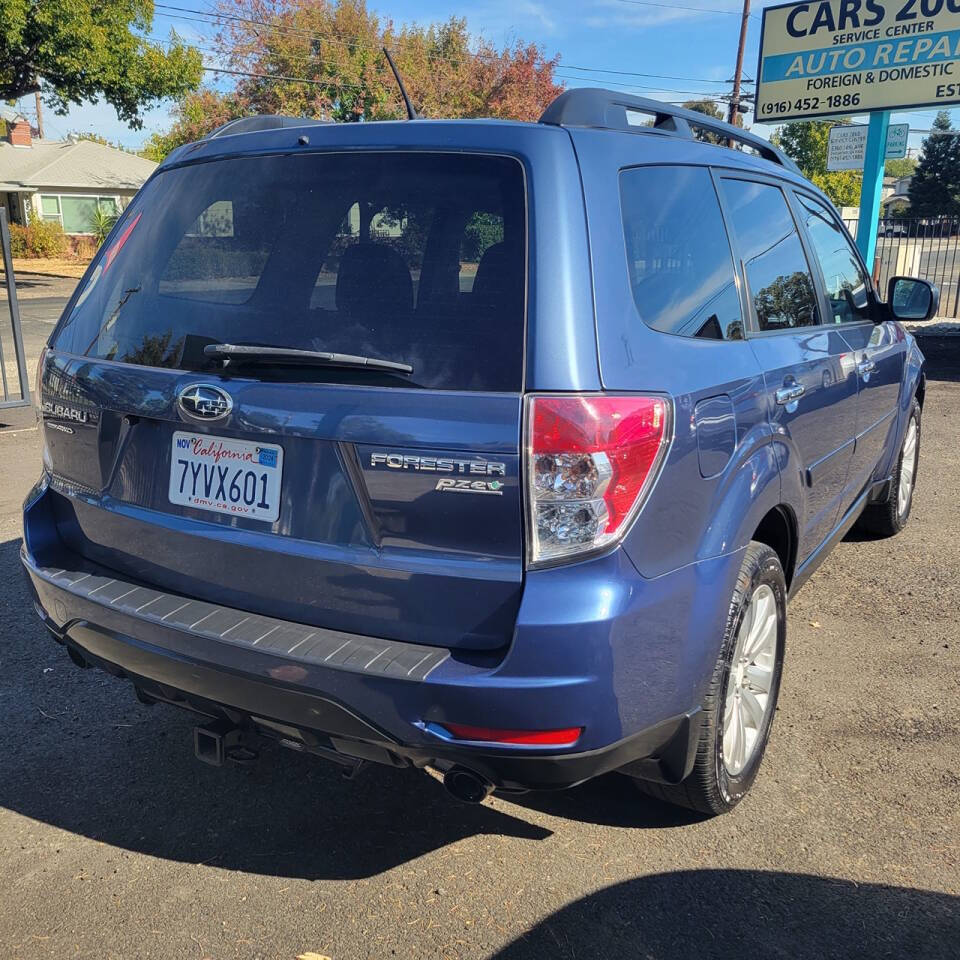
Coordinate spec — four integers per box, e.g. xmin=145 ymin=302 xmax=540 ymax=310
xmin=144 ymin=0 xmax=562 ymax=160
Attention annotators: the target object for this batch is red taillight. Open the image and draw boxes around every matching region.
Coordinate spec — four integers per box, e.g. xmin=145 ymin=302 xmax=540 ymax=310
xmin=526 ymin=394 xmax=671 ymax=565
xmin=441 ymin=723 xmax=583 ymax=746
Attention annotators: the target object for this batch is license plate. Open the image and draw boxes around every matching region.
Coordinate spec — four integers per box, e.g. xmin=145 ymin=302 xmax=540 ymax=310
xmin=169 ymin=432 xmax=284 ymax=523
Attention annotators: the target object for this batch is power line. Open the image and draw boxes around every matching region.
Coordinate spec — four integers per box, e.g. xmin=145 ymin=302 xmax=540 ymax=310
xmin=557 ymin=63 xmax=751 ymax=84
xmin=197 ymin=59 xmax=729 ymax=99
xmin=165 ymin=45 xmax=733 ymax=97
xmin=614 ymin=0 xmax=760 ymax=19
xmin=153 ymin=32 xmax=729 ymax=93
xmin=202 ymin=64 xmax=360 ymax=90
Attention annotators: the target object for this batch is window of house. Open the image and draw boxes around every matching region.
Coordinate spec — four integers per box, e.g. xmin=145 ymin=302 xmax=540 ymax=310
xmin=719 ymin=179 xmax=820 ymax=332
xmin=40 ymin=196 xmax=60 ymax=220
xmin=39 ymin=194 xmax=119 ymax=234
xmin=620 ymin=165 xmax=744 ymax=340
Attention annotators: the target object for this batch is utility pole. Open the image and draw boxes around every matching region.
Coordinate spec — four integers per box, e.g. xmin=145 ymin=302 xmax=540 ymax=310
xmin=34 ymin=91 xmax=44 ymax=139
xmin=728 ymin=0 xmax=751 ymax=126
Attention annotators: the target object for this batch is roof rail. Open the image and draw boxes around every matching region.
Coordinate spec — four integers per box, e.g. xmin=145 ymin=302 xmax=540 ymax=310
xmin=206 ymin=115 xmax=331 ymax=139
xmin=539 ymin=89 xmax=799 ymax=173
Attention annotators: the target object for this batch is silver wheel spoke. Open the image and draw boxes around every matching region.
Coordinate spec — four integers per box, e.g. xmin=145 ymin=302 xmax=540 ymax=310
xmin=745 ymin=663 xmax=773 ymax=694
xmin=744 ymin=592 xmax=776 ymax=661
xmin=735 ymin=701 xmax=747 ymax=770
xmin=741 ymin=687 xmax=765 ymax=731
xmin=722 ymin=583 xmax=779 ymax=777
xmin=898 ymin=419 xmax=918 ymax=516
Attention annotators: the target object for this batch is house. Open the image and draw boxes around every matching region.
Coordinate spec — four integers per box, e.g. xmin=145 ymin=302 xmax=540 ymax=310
xmin=0 ymin=105 xmax=157 ymax=236
xmin=882 ymin=175 xmax=913 ymax=215
xmin=838 ymin=172 xmax=916 ymax=227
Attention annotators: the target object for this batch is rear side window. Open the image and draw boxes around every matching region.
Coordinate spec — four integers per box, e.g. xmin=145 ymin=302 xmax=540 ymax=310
xmin=719 ymin=179 xmax=820 ymax=332
xmin=620 ymin=165 xmax=743 ymax=340
xmin=54 ymin=152 xmax=526 ymax=391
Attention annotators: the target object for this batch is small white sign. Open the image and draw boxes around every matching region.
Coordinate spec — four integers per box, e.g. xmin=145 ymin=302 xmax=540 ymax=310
xmin=827 ymin=123 xmax=909 ymax=172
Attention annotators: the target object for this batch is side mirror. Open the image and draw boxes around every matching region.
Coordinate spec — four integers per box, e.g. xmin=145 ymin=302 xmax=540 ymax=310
xmin=887 ymin=276 xmax=939 ymax=322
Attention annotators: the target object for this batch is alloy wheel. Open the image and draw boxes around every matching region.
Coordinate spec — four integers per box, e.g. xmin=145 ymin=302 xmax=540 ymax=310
xmin=898 ymin=418 xmax=919 ymax=518
xmin=722 ymin=584 xmax=778 ymax=776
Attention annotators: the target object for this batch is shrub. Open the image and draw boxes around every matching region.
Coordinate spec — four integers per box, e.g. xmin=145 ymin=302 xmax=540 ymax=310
xmin=89 ymin=206 xmax=118 ymax=246
xmin=8 ymin=222 xmax=28 ymax=257
xmin=70 ymin=235 xmax=98 ymax=260
xmin=13 ymin=215 xmax=69 ymax=258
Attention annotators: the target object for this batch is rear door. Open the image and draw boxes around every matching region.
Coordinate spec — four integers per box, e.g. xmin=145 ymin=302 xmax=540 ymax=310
xmin=791 ymin=191 xmax=905 ymax=501
xmin=41 ymin=150 xmax=529 ymax=651
xmin=718 ymin=175 xmax=859 ymax=564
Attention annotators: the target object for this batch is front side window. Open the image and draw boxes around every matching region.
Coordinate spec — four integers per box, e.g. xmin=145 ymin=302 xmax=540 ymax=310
xmin=720 ymin=179 xmax=820 ymax=332
xmin=796 ymin=193 xmax=872 ymax=325
xmin=53 ymin=152 xmax=526 ymax=391
xmin=620 ymin=166 xmax=743 ymax=340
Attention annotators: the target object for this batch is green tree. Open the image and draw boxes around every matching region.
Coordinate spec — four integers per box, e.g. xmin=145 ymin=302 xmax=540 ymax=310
xmin=0 ymin=0 xmax=203 ymax=128
xmin=772 ymin=119 xmax=863 ymax=207
xmin=682 ymin=99 xmax=723 ymax=119
xmin=908 ymin=111 xmax=960 ymax=217
xmin=681 ymin=99 xmax=724 ymax=143
xmin=885 ymin=156 xmax=917 ymax=179
xmin=141 ymin=89 xmax=248 ymax=162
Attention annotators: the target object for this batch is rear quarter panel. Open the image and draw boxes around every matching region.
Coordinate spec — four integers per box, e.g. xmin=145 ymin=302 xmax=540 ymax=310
xmin=568 ymin=128 xmax=785 ymax=579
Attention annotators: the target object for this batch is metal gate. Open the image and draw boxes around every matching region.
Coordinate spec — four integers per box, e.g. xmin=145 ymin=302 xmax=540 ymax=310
xmin=843 ymin=215 xmax=960 ymax=320
xmin=0 ymin=207 xmax=32 ymax=408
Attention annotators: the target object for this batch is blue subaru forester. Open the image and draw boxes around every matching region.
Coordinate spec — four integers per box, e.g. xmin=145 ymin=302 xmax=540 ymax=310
xmin=22 ymin=90 xmax=935 ymax=815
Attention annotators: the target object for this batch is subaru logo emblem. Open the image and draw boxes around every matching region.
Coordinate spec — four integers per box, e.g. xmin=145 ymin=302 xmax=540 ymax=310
xmin=178 ymin=383 xmax=232 ymax=420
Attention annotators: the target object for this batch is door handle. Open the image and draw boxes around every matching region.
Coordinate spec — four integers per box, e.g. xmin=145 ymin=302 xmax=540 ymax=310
xmin=775 ymin=383 xmax=805 ymax=405
xmin=858 ymin=358 xmax=876 ymax=375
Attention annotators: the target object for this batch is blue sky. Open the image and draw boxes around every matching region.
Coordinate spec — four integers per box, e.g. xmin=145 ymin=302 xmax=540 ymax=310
xmin=12 ymin=0 xmax=957 ymax=153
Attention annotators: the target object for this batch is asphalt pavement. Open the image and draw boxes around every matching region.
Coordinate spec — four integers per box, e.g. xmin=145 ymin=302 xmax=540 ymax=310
xmin=0 ymin=277 xmax=958 ymax=959
xmin=0 ymin=274 xmax=76 ymax=402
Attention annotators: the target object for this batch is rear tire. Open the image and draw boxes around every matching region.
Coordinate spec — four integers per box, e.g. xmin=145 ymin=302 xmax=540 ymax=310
xmin=631 ymin=542 xmax=786 ymax=816
xmin=856 ymin=398 xmax=921 ymax=538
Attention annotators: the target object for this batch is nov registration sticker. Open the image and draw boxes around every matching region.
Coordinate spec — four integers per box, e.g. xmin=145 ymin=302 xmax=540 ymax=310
xmin=169 ymin=431 xmax=284 ymax=523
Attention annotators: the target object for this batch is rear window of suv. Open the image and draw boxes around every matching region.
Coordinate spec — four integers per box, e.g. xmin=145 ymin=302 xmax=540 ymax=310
xmin=54 ymin=152 xmax=526 ymax=391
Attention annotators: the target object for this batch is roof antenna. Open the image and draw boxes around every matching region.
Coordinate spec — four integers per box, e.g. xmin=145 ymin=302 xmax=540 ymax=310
xmin=382 ymin=47 xmax=419 ymax=120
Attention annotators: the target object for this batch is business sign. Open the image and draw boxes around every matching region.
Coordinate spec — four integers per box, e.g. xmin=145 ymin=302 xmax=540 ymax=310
xmin=826 ymin=121 xmax=910 ymax=168
xmin=756 ymin=0 xmax=960 ymax=122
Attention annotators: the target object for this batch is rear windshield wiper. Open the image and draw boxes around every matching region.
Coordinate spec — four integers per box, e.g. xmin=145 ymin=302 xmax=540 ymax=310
xmin=203 ymin=343 xmax=413 ymax=375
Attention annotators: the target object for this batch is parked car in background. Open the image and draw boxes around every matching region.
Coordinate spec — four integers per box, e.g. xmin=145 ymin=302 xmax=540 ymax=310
xmin=22 ymin=91 xmax=936 ymax=817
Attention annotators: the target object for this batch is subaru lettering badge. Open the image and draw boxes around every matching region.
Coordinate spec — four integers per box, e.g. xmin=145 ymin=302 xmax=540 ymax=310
xmin=178 ymin=383 xmax=233 ymax=420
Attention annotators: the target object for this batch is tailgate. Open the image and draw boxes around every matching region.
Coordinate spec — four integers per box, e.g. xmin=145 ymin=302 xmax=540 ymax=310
xmin=41 ymin=149 xmax=528 ymax=651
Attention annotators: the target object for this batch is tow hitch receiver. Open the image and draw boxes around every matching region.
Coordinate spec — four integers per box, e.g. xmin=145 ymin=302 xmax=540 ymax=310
xmin=194 ymin=719 xmax=259 ymax=767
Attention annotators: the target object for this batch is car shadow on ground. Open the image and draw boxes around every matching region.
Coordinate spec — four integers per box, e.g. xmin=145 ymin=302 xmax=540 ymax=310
xmin=497 ymin=774 xmax=708 ymax=828
xmin=0 ymin=536 xmax=690 ymax=881
xmin=915 ymin=336 xmax=960 ymax=383
xmin=489 ymin=869 xmax=960 ymax=959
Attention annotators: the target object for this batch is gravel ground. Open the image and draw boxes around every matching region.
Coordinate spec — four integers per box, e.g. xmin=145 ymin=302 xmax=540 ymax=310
xmin=0 ymin=375 xmax=957 ymax=960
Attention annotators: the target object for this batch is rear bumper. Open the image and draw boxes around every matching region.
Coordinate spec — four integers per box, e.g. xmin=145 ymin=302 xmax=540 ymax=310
xmin=22 ymin=482 xmax=739 ymax=791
